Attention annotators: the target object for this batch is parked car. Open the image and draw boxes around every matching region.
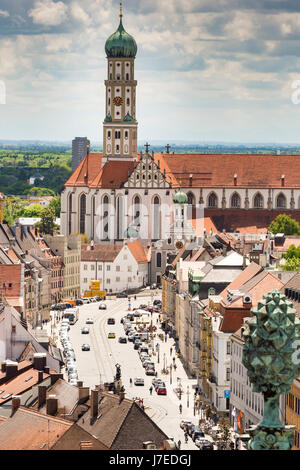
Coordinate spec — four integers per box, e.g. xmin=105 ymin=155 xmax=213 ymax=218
xmin=139 ymin=304 xmax=147 ymax=309
xmin=187 ymin=424 xmax=197 ymax=436
xmin=81 ymin=298 xmax=91 ymax=304
xmin=81 ymin=344 xmax=90 ymax=351
xmin=86 ymin=317 xmax=94 ymax=324
xmin=76 ymin=299 xmax=83 ymax=305
xmin=153 ymin=299 xmax=161 ymax=306
xmin=139 ymin=347 xmax=149 ymax=355
xmin=116 ymin=292 xmax=127 ymax=298
xmin=199 ymin=441 xmax=214 ymax=450
xmin=134 ymin=342 xmax=141 ymax=350
xmin=145 ymin=368 xmax=156 ymax=376
xmin=150 ymin=284 xmax=157 ymax=290
xmin=156 ymin=386 xmax=167 ymax=395
xmin=99 ymin=303 xmax=107 ymax=310
xmin=81 ymin=327 xmax=89 ymax=334
xmin=108 ymin=332 xmax=116 ymax=338
xmin=134 ymin=377 xmax=144 ymax=386
xmin=118 ymin=337 xmax=127 ymax=343
xmin=107 ymin=318 xmax=115 ymax=325
xmin=68 ymin=372 xmax=78 ymax=380
xmin=195 ymin=438 xmax=212 ymax=449
xmin=192 ymin=428 xmax=205 ymax=442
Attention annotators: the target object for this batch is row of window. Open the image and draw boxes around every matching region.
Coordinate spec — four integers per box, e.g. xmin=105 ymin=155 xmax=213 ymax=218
xmin=286 ymin=392 xmax=300 ymax=414
xmin=206 ymin=191 xmax=288 ymax=209
xmin=83 ymin=277 xmax=139 ymax=284
xmin=83 ymin=264 xmax=133 ymax=272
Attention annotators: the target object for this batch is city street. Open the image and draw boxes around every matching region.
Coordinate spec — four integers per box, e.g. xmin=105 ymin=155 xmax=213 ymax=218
xmin=49 ymin=294 xmax=212 ymax=450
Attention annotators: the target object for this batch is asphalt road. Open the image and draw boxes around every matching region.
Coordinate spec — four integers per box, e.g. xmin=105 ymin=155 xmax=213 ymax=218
xmin=53 ymin=294 xmax=213 ymax=450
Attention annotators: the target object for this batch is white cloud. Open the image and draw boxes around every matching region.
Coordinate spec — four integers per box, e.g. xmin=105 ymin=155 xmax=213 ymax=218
xmin=70 ymin=2 xmax=91 ymax=25
xmin=0 ymin=9 xmax=9 ymax=18
xmin=28 ymin=0 xmax=68 ymax=26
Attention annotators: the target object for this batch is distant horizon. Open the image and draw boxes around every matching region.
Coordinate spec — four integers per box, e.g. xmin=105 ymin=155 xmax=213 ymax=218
xmin=2 ymin=139 xmax=300 ymax=148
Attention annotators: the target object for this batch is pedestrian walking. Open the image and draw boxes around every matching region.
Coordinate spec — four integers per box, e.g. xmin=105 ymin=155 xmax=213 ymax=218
xmin=174 ymin=363 xmax=177 ymax=371
xmin=149 ymin=386 xmax=153 ymax=395
xmin=170 ymin=347 xmax=172 ymax=356
xmin=177 ymin=440 xmax=181 ymax=450
xmin=179 ymin=404 xmax=182 ymax=414
xmin=173 ymin=357 xmax=175 ymax=364
xmin=130 ymin=378 xmax=133 ymax=386
xmin=165 ymin=335 xmax=167 ymax=342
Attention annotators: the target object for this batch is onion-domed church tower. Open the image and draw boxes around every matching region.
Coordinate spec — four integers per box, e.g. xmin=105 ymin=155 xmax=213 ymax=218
xmin=102 ymin=3 xmax=138 ymax=165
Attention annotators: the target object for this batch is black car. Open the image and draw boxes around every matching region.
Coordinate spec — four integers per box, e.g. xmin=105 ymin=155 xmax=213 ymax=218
xmin=107 ymin=318 xmax=115 ymax=325
xmin=201 ymin=442 xmax=214 ymax=450
xmin=192 ymin=429 xmax=205 ymax=442
xmin=118 ymin=337 xmax=127 ymax=343
xmin=134 ymin=342 xmax=141 ymax=350
xmin=76 ymin=299 xmax=83 ymax=305
xmin=116 ymin=292 xmax=127 ymax=298
xmin=153 ymin=300 xmax=161 ymax=306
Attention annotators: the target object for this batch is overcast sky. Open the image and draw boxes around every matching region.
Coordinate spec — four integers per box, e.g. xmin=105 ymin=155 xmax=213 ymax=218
xmin=1 ymin=0 xmax=300 ymax=143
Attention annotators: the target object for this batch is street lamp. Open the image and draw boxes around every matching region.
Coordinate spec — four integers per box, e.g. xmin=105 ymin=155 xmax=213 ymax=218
xmin=157 ymin=343 xmax=160 ymax=364
xmin=187 ymin=385 xmax=190 ymax=408
xmin=170 ymin=363 xmax=172 ymax=384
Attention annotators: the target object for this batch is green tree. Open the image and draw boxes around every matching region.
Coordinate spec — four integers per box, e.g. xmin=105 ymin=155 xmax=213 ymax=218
xmin=28 ymin=187 xmax=55 ymax=197
xmin=281 ymin=257 xmax=300 ymax=271
xmin=21 ymin=204 xmax=44 ymax=218
xmin=268 ymin=214 xmax=300 ymax=235
xmin=282 ymin=244 xmax=300 ymax=260
xmin=49 ymin=195 xmax=61 ymax=217
xmin=35 ymin=206 xmax=57 ymax=234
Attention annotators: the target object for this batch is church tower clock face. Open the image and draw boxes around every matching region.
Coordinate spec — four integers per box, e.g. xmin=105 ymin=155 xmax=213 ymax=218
xmin=113 ymin=96 xmax=123 ymax=106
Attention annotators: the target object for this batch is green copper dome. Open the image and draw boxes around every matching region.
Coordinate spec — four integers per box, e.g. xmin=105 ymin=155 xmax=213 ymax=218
xmin=105 ymin=18 xmax=137 ymax=58
xmin=173 ymin=188 xmax=188 ymax=204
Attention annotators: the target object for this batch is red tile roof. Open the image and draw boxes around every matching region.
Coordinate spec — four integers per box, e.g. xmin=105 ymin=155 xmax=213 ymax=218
xmin=219 ymin=262 xmax=263 ymax=299
xmin=0 ymin=407 xmax=72 ymax=450
xmin=81 ymin=244 xmax=123 ymax=262
xmin=65 ymin=152 xmax=300 ymax=190
xmin=127 ymin=241 xmax=150 ymax=264
xmin=0 ymin=369 xmax=50 ymax=404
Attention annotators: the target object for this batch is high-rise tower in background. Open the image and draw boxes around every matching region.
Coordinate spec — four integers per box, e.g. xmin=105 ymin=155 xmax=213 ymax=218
xmin=102 ymin=3 xmax=138 ymax=165
xmin=72 ymin=137 xmax=90 ymax=171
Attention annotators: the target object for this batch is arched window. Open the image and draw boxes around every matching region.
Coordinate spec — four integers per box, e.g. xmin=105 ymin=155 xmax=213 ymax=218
xmin=253 ymin=193 xmax=263 ymax=209
xmin=187 ymin=192 xmax=195 ymax=205
xmin=79 ymin=194 xmax=86 ymax=234
xmin=156 ymin=252 xmax=162 ymax=268
xmin=103 ymin=195 xmax=109 ymax=240
xmin=126 ymin=73 xmax=129 ymax=80
xmin=134 ymin=195 xmax=141 ymax=227
xmin=208 ymin=192 xmax=218 ymax=208
xmin=116 ymin=196 xmax=124 ymax=239
xmin=68 ymin=193 xmax=72 ymax=235
xmin=91 ymin=196 xmax=96 ymax=240
xmin=276 ymin=193 xmax=286 ymax=209
xmin=231 ymin=192 xmax=241 ymax=208
xmin=152 ymin=196 xmax=161 ymax=240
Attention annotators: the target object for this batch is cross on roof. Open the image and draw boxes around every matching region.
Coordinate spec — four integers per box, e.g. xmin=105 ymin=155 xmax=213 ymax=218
xmin=166 ymin=144 xmax=171 ymax=153
xmin=144 ymin=142 xmax=150 ymax=153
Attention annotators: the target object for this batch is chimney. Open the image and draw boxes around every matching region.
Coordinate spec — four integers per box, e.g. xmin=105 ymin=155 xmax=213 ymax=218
xmin=50 ymin=373 xmax=63 ymax=385
xmin=11 ymin=396 xmax=21 ymax=416
xmin=77 ymin=381 xmax=83 ymax=388
xmin=44 ymin=366 xmax=50 ymax=374
xmin=1 ymin=361 xmax=6 ymax=373
xmin=38 ymin=370 xmax=44 ymax=383
xmin=46 ymin=395 xmax=58 ymax=416
xmin=33 ymin=353 xmax=47 ymax=371
xmin=90 ymin=389 xmax=99 ymax=420
xmin=119 ymin=390 xmax=125 ymax=404
xmin=78 ymin=386 xmax=90 ymax=403
xmin=38 ymin=385 xmax=47 ymax=408
xmin=6 ymin=361 xmax=18 ymax=380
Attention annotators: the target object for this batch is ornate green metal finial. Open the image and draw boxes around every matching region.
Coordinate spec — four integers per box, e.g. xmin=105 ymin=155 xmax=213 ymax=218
xmin=120 ymin=2 xmax=123 ymax=18
xmin=242 ymin=289 xmax=300 ymax=450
